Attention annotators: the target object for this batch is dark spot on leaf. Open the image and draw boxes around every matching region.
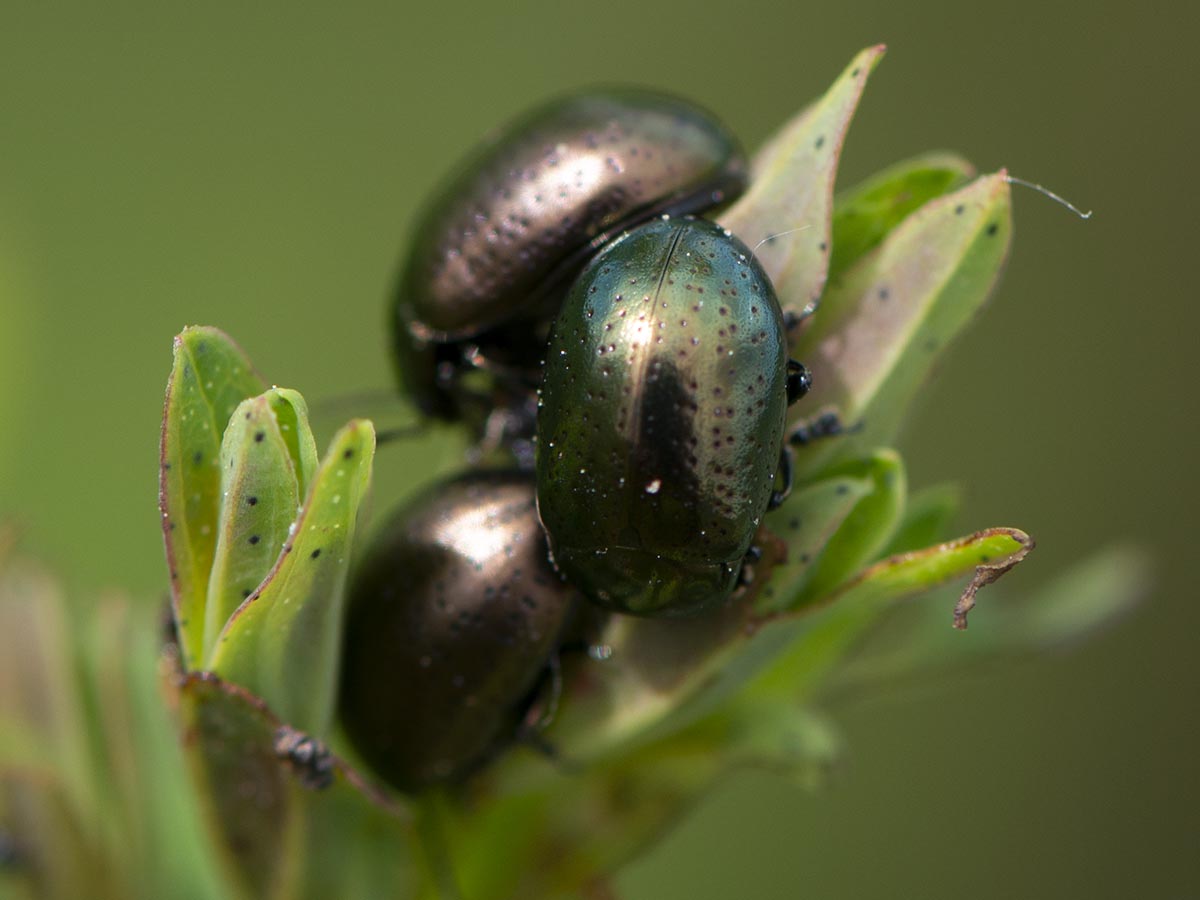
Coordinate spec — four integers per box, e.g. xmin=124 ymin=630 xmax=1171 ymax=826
xmin=986 ymin=222 xmax=999 ymax=236
xmin=836 ymin=484 xmax=849 ymax=495
xmin=878 ymin=286 xmax=890 ymax=301
xmin=192 ymin=451 xmax=203 ymax=464
xmin=255 ymin=431 xmax=265 ymax=442
xmin=955 ymin=204 xmax=965 ymax=215
xmin=249 ymin=534 xmax=261 ymax=545
xmin=310 ymin=548 xmax=321 ymax=559
xmin=818 ymin=242 xmax=827 ymax=252
xmin=343 ymin=448 xmax=354 ymax=459
xmin=815 ymin=135 xmax=825 ymax=149
xmin=247 ymin=496 xmax=258 ymax=506
xmin=242 ymin=589 xmax=252 ymax=599
xmin=851 ymin=67 xmax=861 ymax=77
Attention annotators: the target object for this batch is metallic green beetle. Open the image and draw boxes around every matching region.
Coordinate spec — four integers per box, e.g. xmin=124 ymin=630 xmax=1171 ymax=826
xmin=536 ymin=216 xmax=809 ymax=617
xmin=339 ymin=469 xmax=582 ymax=792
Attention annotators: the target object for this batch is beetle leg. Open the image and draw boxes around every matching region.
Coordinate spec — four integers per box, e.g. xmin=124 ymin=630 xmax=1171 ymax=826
xmin=768 ymin=445 xmax=794 ymax=509
xmin=515 ymin=653 xmax=586 ymax=772
xmin=789 ymin=410 xmax=853 ymax=446
xmin=785 ymin=359 xmax=812 ymax=406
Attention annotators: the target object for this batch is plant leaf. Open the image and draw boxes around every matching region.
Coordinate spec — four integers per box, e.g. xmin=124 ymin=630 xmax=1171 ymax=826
xmin=755 ymin=474 xmax=875 ymax=616
xmin=208 ymin=421 xmax=374 ymax=737
xmin=202 ymin=389 xmax=317 ymax=661
xmin=792 ymin=171 xmax=1014 ymax=475
xmin=550 ymin=470 xmax=873 ymax=760
xmin=748 ymin=527 xmax=1034 ymax=701
xmin=829 ymin=543 xmax=1147 ymax=693
xmin=708 ymin=701 xmax=842 ymax=791
xmin=177 ymin=673 xmax=415 ymax=900
xmin=545 ymin=455 xmax=901 ymax=762
xmin=720 ymin=44 xmax=885 ymax=322
xmin=881 ymin=482 xmax=962 ymax=556
xmin=1 ymin=558 xmax=231 ymax=900
xmin=160 ymin=327 xmax=266 ymax=669
xmin=793 ymin=449 xmax=907 ymax=605
xmin=829 ymin=152 xmax=975 ymax=284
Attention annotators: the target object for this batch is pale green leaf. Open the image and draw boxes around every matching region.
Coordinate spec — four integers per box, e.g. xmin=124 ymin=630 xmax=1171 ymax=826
xmin=794 ymin=449 xmax=907 ymax=605
xmin=829 ymin=152 xmax=975 ymax=283
xmin=792 ymin=171 xmax=1013 ymax=475
xmin=159 ymin=327 xmax=266 ymax=669
xmin=720 ymin=45 xmax=885 ymax=321
xmin=756 ymin=474 xmax=874 ymax=615
xmin=881 ymin=482 xmax=963 ymax=556
xmin=208 ymin=421 xmax=375 ymax=736
xmin=830 ymin=544 xmax=1147 ymax=691
xmin=748 ymin=527 xmax=1034 ymax=702
xmin=202 ymin=389 xmax=317 ymax=661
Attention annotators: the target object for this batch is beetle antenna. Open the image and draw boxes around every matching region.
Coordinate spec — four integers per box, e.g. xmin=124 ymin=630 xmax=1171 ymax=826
xmin=752 ymin=225 xmax=812 ymax=253
xmin=1005 ymin=174 xmax=1092 ymax=219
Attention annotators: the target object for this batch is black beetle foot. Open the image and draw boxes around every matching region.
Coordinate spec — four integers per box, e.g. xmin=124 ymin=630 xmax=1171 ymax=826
xmin=789 ymin=410 xmax=857 ymax=446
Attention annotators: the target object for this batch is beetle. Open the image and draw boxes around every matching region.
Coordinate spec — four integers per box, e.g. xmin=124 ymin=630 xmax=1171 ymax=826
xmin=338 ymin=469 xmax=584 ymax=793
xmin=391 ymin=89 xmax=747 ymax=456
xmin=535 ymin=215 xmax=810 ymax=617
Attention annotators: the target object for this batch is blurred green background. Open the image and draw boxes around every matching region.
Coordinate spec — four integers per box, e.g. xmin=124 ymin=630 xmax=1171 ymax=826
xmin=1 ymin=3 xmax=1195 ymax=898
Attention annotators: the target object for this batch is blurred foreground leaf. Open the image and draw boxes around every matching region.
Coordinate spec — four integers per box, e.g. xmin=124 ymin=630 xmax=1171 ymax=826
xmin=177 ymin=673 xmax=415 ymax=900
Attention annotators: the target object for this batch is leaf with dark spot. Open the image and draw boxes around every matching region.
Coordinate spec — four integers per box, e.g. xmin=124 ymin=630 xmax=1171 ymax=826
xmin=159 ymin=327 xmax=266 ymax=670
xmin=202 ymin=389 xmax=317 ymax=663
xmin=208 ymin=421 xmax=374 ymax=736
xmin=720 ymin=45 xmax=885 ymax=322
xmin=792 ymin=171 xmax=1013 ymax=476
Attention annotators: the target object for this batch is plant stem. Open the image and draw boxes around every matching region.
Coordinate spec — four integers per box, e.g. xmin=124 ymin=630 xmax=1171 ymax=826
xmin=416 ymin=790 xmax=463 ymax=900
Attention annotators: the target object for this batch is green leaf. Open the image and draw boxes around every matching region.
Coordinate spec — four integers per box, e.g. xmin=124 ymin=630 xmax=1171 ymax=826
xmin=755 ymin=474 xmax=874 ymax=615
xmin=177 ymin=673 xmax=416 ymax=900
xmin=1 ymin=775 xmax=115 ymax=900
xmin=792 ymin=170 xmax=1014 ymax=475
xmin=547 ymin=458 xmax=902 ymax=763
xmin=748 ymin=527 xmax=1034 ymax=701
xmin=1 ymin=558 xmax=231 ymax=900
xmin=708 ymin=702 xmax=841 ymax=791
xmin=794 ymin=449 xmax=907 ymax=605
xmin=720 ymin=45 xmax=885 ymax=321
xmin=160 ymin=327 xmax=267 ymax=669
xmin=830 ymin=544 xmax=1147 ymax=692
xmin=202 ymin=389 xmax=318 ymax=661
xmin=208 ymin=420 xmax=375 ymax=736
xmin=830 ymin=152 xmax=975 ymax=284
xmin=881 ymin=482 xmax=962 ymax=556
